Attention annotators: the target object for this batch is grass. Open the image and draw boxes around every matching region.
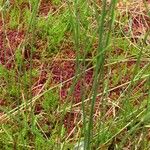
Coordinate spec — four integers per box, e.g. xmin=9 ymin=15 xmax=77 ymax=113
xmin=0 ymin=0 xmax=150 ymax=149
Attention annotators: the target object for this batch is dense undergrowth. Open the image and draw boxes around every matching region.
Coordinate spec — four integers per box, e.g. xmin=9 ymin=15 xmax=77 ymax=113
xmin=0 ymin=0 xmax=150 ymax=149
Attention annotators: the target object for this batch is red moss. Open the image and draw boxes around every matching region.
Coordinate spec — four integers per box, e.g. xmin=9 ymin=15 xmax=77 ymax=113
xmin=64 ymin=111 xmax=81 ymax=136
xmin=51 ymin=57 xmax=94 ymax=103
xmin=39 ymin=0 xmax=56 ymax=16
xmin=0 ymin=30 xmax=24 ymax=69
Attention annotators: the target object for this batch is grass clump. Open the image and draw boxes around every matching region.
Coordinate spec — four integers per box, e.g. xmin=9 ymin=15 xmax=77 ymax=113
xmin=0 ymin=0 xmax=150 ymax=149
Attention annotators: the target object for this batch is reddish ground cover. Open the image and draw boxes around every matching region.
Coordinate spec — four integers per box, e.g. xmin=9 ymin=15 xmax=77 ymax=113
xmin=0 ymin=29 xmax=24 ymax=69
xmin=51 ymin=53 xmax=94 ymax=103
xmin=39 ymin=0 xmax=57 ymax=16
